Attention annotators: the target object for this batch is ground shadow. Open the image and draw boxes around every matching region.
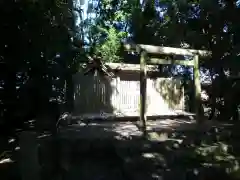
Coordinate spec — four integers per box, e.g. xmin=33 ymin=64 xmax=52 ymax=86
xmin=2 ymin=118 xmax=240 ymax=180
xmin=35 ymin=118 xmax=240 ymax=180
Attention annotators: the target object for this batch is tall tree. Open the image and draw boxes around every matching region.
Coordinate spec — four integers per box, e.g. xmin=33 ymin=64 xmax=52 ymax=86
xmin=0 ymin=0 xmax=76 ymax=134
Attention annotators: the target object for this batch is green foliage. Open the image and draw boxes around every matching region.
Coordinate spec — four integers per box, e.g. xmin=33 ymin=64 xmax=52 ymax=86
xmin=95 ymin=27 xmax=127 ymax=62
xmin=0 ymin=0 xmax=76 ymax=132
xmin=0 ymin=0 xmax=240 ymax=136
xmin=0 ymin=0 xmax=238 ymax=178
xmin=83 ymin=0 xmax=131 ymax=61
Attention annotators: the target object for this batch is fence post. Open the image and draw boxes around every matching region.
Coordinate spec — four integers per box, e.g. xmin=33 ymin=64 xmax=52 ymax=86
xmin=193 ymin=55 xmax=202 ymax=123
xmin=140 ymin=51 xmax=147 ymax=136
xmin=19 ymin=131 xmax=40 ymax=180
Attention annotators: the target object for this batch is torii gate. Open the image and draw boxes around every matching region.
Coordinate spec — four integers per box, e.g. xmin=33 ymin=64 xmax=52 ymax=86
xmin=123 ymin=43 xmax=212 ymax=135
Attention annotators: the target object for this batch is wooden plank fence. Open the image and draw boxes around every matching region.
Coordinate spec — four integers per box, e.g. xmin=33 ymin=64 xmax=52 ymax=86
xmin=73 ymin=73 xmax=184 ymax=117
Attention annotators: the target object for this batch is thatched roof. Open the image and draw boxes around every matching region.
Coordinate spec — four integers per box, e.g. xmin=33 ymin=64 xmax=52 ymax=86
xmin=82 ymin=55 xmax=161 ymax=77
xmin=83 ymin=55 xmax=115 ymax=77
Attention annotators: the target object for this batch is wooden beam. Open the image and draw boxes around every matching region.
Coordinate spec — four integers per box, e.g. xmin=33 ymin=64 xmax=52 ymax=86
xmin=105 ymin=63 xmax=160 ymax=72
xmin=150 ymin=58 xmax=194 ymax=66
xmin=140 ymin=51 xmax=147 ymax=136
xmin=193 ymin=55 xmax=202 ymax=123
xmin=124 ymin=43 xmax=211 ymax=57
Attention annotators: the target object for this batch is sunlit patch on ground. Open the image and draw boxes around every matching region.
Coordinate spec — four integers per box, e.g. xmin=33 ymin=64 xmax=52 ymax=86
xmin=3 ymin=116 xmax=238 ymax=180
xmin=0 ymin=158 xmax=14 ymax=164
xmin=40 ymin=117 xmax=237 ymax=180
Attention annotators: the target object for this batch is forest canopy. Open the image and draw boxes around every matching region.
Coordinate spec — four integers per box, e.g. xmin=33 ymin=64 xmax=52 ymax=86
xmin=0 ymin=0 xmax=240 ymax=135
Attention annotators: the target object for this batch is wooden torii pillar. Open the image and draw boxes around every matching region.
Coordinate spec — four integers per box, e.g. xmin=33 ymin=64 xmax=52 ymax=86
xmin=124 ymin=43 xmax=212 ymax=134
